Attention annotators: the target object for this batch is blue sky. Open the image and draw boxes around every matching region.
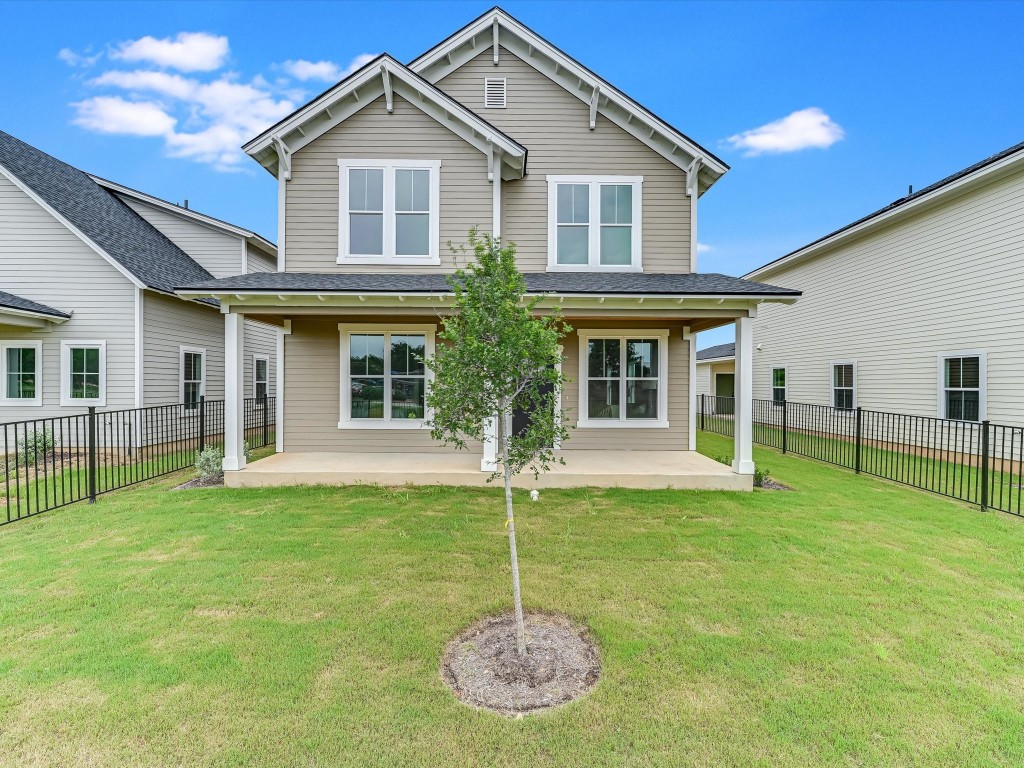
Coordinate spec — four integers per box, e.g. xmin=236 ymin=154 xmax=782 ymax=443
xmin=3 ymin=1 xmax=1022 ymax=347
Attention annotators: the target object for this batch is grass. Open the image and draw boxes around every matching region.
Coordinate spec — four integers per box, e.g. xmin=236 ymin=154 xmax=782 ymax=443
xmin=1 ymin=434 xmax=1023 ymax=766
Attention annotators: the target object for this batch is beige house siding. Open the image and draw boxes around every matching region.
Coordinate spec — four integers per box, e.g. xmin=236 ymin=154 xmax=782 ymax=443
xmin=142 ymin=292 xmax=226 ymax=406
xmin=284 ymin=94 xmax=491 ymax=273
xmin=247 ymin=243 xmax=277 ymax=273
xmin=0 ymin=171 xmax=137 ymax=420
xmin=751 ymin=167 xmax=1024 ymax=426
xmin=283 ymin=315 xmax=691 ymax=453
xmin=120 ymin=196 xmax=246 ymax=278
xmin=437 ymin=48 xmax=692 ymax=273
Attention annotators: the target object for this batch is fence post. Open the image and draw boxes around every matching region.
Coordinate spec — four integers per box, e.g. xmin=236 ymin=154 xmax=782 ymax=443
xmin=87 ymin=406 xmax=97 ymax=504
xmin=782 ymin=399 xmax=788 ymax=454
xmin=199 ymin=395 xmax=206 ymax=454
xmin=980 ymin=420 xmax=990 ymax=511
xmin=699 ymin=394 xmax=705 ymax=432
xmin=262 ymin=397 xmax=269 ymax=447
xmin=855 ymin=406 xmax=863 ymax=474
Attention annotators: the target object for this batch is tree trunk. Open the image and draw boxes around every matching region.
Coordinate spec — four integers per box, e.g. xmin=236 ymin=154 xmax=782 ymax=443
xmin=499 ymin=409 xmax=527 ymax=655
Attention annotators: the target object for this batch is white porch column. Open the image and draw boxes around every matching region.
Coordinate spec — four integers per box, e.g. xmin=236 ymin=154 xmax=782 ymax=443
xmin=683 ymin=326 xmax=697 ymax=451
xmin=275 ymin=320 xmax=289 ymax=453
xmin=223 ymin=311 xmax=247 ymax=472
xmin=733 ymin=315 xmax=755 ymax=475
xmin=481 ymin=417 xmax=497 ymax=472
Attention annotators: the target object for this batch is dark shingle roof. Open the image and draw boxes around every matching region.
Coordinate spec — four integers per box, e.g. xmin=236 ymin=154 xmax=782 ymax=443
xmin=697 ymin=343 xmax=734 ymax=361
xmin=0 ymin=290 xmax=70 ymax=319
xmin=0 ymin=130 xmax=214 ymax=294
xmin=177 ymin=271 xmax=801 ymax=297
xmin=748 ymin=138 xmax=1024 ymax=277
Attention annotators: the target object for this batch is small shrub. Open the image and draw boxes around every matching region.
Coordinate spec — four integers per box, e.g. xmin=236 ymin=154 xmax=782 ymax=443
xmin=17 ymin=426 xmax=56 ymax=466
xmin=195 ymin=446 xmax=224 ymax=480
xmin=754 ymin=466 xmax=771 ymax=487
xmin=713 ymin=454 xmax=732 ymax=467
xmin=243 ymin=439 xmax=253 ymax=463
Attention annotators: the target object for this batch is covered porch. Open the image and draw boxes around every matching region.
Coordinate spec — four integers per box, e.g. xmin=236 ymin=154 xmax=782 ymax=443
xmin=225 ymin=448 xmax=750 ymax=491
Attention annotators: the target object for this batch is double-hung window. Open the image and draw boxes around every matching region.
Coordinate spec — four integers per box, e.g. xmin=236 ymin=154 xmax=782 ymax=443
xmin=1 ymin=341 xmax=41 ymax=406
xmin=831 ymin=361 xmax=856 ymax=411
xmin=578 ymin=330 xmax=668 ymax=428
xmin=941 ymin=353 xmax=984 ymax=421
xmin=60 ymin=341 xmax=105 ymax=407
xmin=338 ymin=159 xmax=441 ymax=265
xmin=547 ymin=176 xmax=642 ymax=270
xmin=772 ymin=367 xmax=787 ymax=403
xmin=339 ymin=325 xmax=435 ymax=428
xmin=254 ymin=355 xmax=269 ymax=401
xmin=180 ymin=347 xmax=205 ymax=411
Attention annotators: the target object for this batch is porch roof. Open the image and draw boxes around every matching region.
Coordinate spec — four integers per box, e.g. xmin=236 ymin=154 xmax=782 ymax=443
xmin=0 ymin=290 xmax=70 ymax=325
xmin=176 ymin=271 xmax=800 ymax=300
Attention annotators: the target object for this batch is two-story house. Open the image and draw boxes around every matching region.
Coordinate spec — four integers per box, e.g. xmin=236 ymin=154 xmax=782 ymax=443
xmin=0 ymin=130 xmax=278 ymax=426
xmin=177 ymin=7 xmax=799 ymax=490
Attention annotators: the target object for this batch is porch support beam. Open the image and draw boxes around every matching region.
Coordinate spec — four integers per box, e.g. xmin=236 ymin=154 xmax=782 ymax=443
xmin=683 ymin=326 xmax=697 ymax=451
xmin=733 ymin=315 xmax=755 ymax=475
xmin=223 ymin=312 xmax=247 ymax=472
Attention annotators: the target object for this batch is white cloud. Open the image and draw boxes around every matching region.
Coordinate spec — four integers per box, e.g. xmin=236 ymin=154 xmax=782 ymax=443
xmin=696 ymin=242 xmax=714 ymax=254
xmin=91 ymin=70 xmax=197 ymax=100
xmin=280 ymin=53 xmax=377 ymax=82
xmin=725 ymin=107 xmax=844 ymax=157
xmin=58 ymin=47 xmax=102 ymax=67
xmin=111 ymin=32 xmax=229 ymax=72
xmin=72 ymin=96 xmax=176 ymax=136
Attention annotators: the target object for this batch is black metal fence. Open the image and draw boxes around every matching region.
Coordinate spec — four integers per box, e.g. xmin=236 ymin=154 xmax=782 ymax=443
xmin=2 ymin=397 xmax=275 ymax=526
xmin=699 ymin=394 xmax=1024 ymax=516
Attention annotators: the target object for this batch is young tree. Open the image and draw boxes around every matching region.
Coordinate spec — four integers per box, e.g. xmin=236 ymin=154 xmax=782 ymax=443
xmin=427 ymin=231 xmax=570 ymax=654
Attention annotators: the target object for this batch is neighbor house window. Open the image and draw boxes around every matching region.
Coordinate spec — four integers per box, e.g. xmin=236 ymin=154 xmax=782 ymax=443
xmin=547 ymin=176 xmax=642 ymax=270
xmin=254 ymin=355 xmax=269 ymax=401
xmin=338 ymin=159 xmax=441 ymax=264
xmin=577 ymin=330 xmax=668 ymax=428
xmin=180 ymin=347 xmax=205 ymax=411
xmin=339 ymin=325 xmax=435 ymax=428
xmin=0 ymin=341 xmax=42 ymax=406
xmin=831 ymin=362 xmax=856 ymax=411
xmin=60 ymin=341 xmax=106 ymax=407
xmin=941 ymin=353 xmax=984 ymax=422
xmin=772 ymin=367 xmax=787 ymax=403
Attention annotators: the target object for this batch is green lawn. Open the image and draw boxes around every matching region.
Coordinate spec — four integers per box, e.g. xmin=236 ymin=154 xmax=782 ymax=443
xmin=1 ymin=434 xmax=1023 ymax=766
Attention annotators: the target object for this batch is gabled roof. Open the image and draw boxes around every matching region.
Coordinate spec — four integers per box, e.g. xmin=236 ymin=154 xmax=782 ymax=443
xmin=746 ymin=138 xmax=1024 ymax=280
xmin=0 ymin=129 xmax=214 ymax=294
xmin=90 ymin=175 xmax=276 ymax=257
xmin=0 ymin=290 xmax=70 ymax=321
xmin=244 ymin=54 xmax=527 ymax=180
xmin=697 ymin=343 xmax=735 ymax=361
xmin=408 ymin=7 xmax=729 ymax=194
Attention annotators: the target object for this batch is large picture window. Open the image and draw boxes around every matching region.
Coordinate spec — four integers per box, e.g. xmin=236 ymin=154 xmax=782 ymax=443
xmin=941 ymin=353 xmax=984 ymax=422
xmin=60 ymin=340 xmax=106 ymax=407
xmin=0 ymin=341 xmax=41 ymax=406
xmin=339 ymin=325 xmax=435 ymax=429
xmin=338 ymin=159 xmax=441 ymax=265
xmin=180 ymin=347 xmax=205 ymax=411
xmin=577 ymin=330 xmax=668 ymax=428
xmin=547 ymin=176 xmax=642 ymax=271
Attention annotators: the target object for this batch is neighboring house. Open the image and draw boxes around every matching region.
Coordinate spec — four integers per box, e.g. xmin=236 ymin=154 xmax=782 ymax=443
xmin=0 ymin=130 xmax=278 ymax=425
xmin=745 ymin=138 xmax=1024 ymax=426
xmin=696 ymin=343 xmax=735 ymax=400
xmin=177 ymin=7 xmax=799 ymax=489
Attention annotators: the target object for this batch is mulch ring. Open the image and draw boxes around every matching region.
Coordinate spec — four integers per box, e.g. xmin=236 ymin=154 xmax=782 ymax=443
xmin=173 ymin=475 xmax=224 ymax=490
xmin=441 ymin=612 xmax=600 ymax=717
xmin=758 ymin=478 xmax=795 ymax=491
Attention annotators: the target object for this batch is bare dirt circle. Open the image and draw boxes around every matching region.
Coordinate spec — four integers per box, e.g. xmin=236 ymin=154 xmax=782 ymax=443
xmin=441 ymin=612 xmax=600 ymax=716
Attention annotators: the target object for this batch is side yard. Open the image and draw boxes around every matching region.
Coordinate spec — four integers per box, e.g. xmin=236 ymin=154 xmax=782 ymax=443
xmin=0 ymin=435 xmax=1022 ymax=766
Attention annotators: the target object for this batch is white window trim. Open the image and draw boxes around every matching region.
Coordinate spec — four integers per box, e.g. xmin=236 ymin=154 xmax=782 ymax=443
xmin=60 ymin=340 xmax=107 ymax=408
xmin=546 ymin=175 xmax=643 ymax=272
xmin=0 ymin=340 xmax=42 ymax=407
xmin=337 ymin=159 xmax=442 ymax=266
xmin=576 ymin=329 xmax=669 ymax=429
xmin=338 ymin=323 xmax=436 ymax=430
xmin=770 ymin=364 xmax=788 ymax=405
xmin=829 ymin=359 xmax=857 ymax=411
xmin=253 ymin=353 xmax=270 ymax=402
xmin=937 ymin=350 xmax=987 ymax=421
xmin=179 ymin=346 xmax=206 ymax=411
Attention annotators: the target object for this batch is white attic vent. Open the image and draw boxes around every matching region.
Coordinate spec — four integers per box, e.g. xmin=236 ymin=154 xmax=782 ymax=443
xmin=484 ymin=77 xmax=506 ymax=109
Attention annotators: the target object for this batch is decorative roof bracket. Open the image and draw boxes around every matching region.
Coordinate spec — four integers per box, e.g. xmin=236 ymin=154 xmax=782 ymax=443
xmin=380 ymin=64 xmax=393 ymax=113
xmin=589 ymin=86 xmax=601 ymax=130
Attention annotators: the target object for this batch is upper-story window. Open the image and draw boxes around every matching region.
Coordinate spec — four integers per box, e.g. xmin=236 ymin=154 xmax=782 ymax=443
xmin=337 ymin=159 xmax=441 ymax=266
xmin=546 ymin=176 xmax=643 ymax=271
